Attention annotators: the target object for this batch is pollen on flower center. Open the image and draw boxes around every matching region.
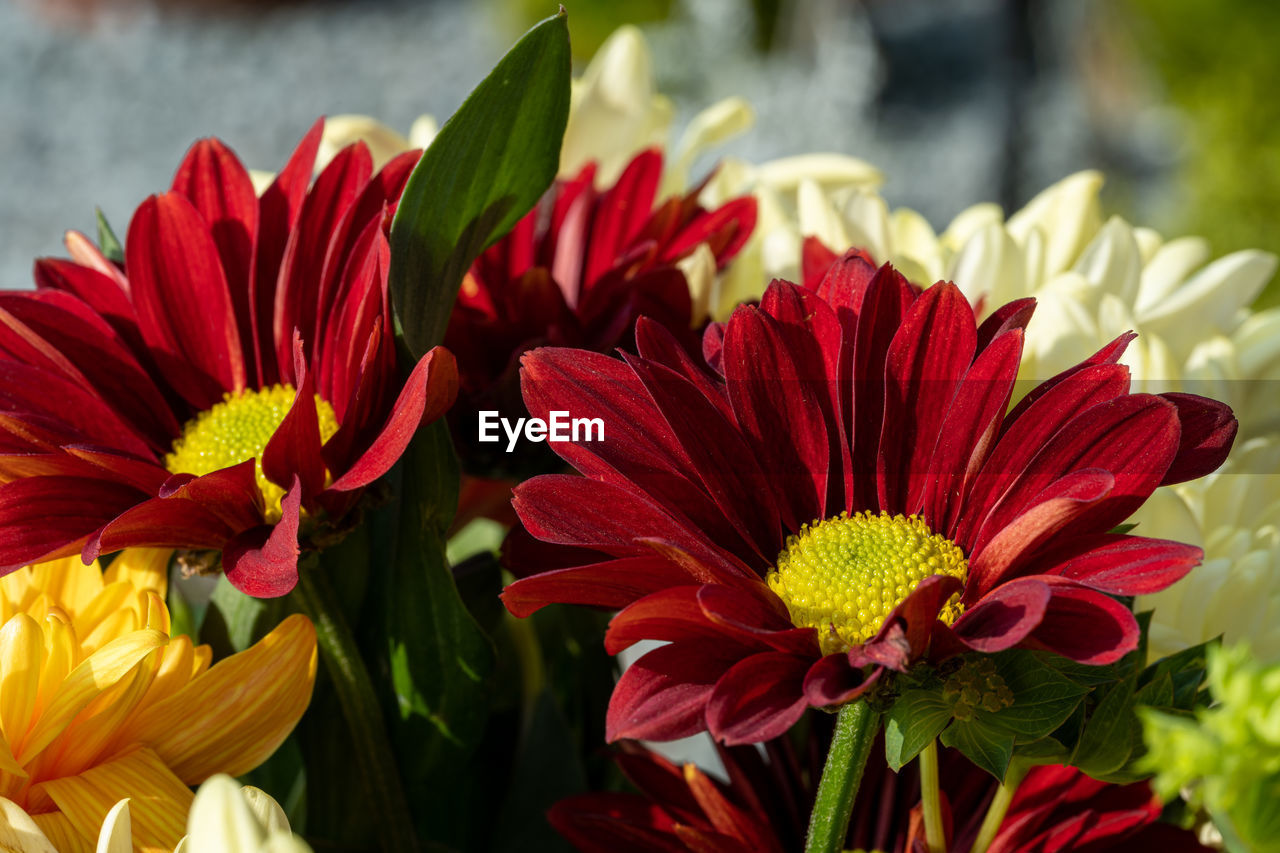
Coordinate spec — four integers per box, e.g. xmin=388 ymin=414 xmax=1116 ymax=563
xmin=765 ymin=511 xmax=967 ymax=656
xmin=165 ymin=385 xmax=340 ymax=521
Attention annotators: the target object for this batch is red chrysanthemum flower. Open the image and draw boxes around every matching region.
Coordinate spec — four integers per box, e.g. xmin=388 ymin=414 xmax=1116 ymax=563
xmin=501 ymin=251 xmax=1236 ymax=744
xmin=444 ymin=148 xmax=756 ymax=476
xmin=550 ymin=738 xmax=1211 ymax=853
xmin=0 ymin=119 xmax=457 ymax=596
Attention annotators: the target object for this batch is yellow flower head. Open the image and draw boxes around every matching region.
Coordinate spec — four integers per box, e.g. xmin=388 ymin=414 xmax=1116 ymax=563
xmin=0 ymin=551 xmax=317 ymax=853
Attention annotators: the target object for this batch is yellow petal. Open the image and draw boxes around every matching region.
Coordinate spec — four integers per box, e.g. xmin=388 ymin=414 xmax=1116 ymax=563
xmin=0 ymin=728 xmax=28 ymax=778
xmin=30 ymin=812 xmax=92 ymax=853
xmin=185 ymin=775 xmax=266 ymax=853
xmin=39 ymin=747 xmax=191 ymax=853
xmin=0 ymin=796 xmax=59 ymax=853
xmin=33 ymin=616 xmax=74 ymax=722
xmin=102 ymin=549 xmax=170 ymax=599
xmin=18 ymin=629 xmax=166 ymax=765
xmin=123 ymin=615 xmax=315 ymax=783
xmin=71 ymin=584 xmax=137 ymax=650
xmin=0 ymin=614 xmax=43 ymax=752
xmin=27 ymin=559 xmax=104 ymax=621
xmin=96 ymin=799 xmax=132 ymax=853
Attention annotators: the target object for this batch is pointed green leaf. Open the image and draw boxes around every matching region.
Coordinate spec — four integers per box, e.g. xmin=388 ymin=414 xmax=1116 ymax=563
xmin=976 ymin=650 xmax=1090 ymax=742
xmin=885 ymin=689 xmax=952 ymax=771
xmin=1072 ymin=679 xmax=1137 ymax=776
xmin=941 ymin=717 xmax=1015 ymax=781
xmin=389 ymin=11 xmax=572 ymax=356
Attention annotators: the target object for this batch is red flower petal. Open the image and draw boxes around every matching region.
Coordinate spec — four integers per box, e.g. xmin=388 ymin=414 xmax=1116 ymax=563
xmin=1157 ymin=392 xmax=1237 ymax=485
xmin=607 ymin=642 xmax=745 ymax=742
xmin=966 ymin=469 xmax=1115 ymax=600
xmin=922 ymin=328 xmax=1024 ymax=531
xmin=951 ymin=577 xmax=1052 ymax=653
xmin=724 ymin=304 xmax=829 ymax=527
xmin=252 ymin=117 xmax=324 ymax=385
xmin=802 ymin=654 xmax=881 ymax=707
xmin=706 ymin=652 xmax=811 ymax=744
xmin=1022 ymin=579 xmax=1138 ymax=664
xmin=0 ymin=476 xmax=146 ymax=572
xmin=879 ymin=282 xmax=977 ymax=514
xmin=326 ymin=345 xmax=458 ymax=492
xmin=223 ymin=476 xmax=303 ymax=597
xmin=502 ymin=557 xmax=692 ymax=618
xmin=262 ymin=333 xmax=326 ymax=504
xmin=957 ymin=361 xmax=1132 ymax=549
xmin=171 ymin=137 xmax=260 ymax=383
xmin=1035 ymin=534 xmax=1203 ymax=596
xmin=273 ymin=141 xmax=373 ymax=384
xmin=126 ymin=192 xmax=247 ymax=407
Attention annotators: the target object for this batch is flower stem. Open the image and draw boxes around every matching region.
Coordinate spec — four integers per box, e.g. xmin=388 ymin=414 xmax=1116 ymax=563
xmin=919 ymin=740 xmax=946 ymax=853
xmin=293 ymin=562 xmax=421 ymax=853
xmin=968 ymin=761 xmax=1029 ymax=853
xmin=804 ymin=700 xmax=882 ymax=853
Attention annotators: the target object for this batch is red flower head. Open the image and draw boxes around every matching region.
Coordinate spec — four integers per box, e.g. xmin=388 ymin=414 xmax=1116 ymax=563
xmin=444 ymin=148 xmax=756 ymax=477
xmin=549 ymin=737 xmax=1212 ymax=853
xmin=0 ymin=119 xmax=458 ymax=597
xmin=502 ymin=250 xmax=1236 ymax=744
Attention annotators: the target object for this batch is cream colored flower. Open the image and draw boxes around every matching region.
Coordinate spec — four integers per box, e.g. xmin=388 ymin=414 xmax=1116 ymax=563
xmin=1136 ymin=438 xmax=1280 ymax=662
xmin=174 ymin=775 xmax=310 ymax=853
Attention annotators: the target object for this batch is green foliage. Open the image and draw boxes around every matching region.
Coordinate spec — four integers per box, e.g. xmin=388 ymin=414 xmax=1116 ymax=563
xmin=1118 ymin=0 xmax=1280 ymax=306
xmin=884 ymin=628 xmax=1211 ymax=784
xmin=1142 ymin=643 xmax=1280 ymax=853
xmin=389 ymin=11 xmax=572 ymax=358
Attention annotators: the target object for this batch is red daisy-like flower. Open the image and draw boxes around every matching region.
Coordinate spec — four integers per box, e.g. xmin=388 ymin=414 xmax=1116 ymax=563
xmin=550 ymin=737 xmax=1211 ymax=853
xmin=444 ymin=147 xmax=756 ymax=476
xmin=0 ymin=119 xmax=457 ymax=596
xmin=501 ymin=251 xmax=1236 ymax=744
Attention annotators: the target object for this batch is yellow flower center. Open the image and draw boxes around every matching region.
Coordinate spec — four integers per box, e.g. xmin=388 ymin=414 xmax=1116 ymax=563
xmin=766 ymin=511 xmax=968 ymax=655
xmin=165 ymin=385 xmax=340 ymax=521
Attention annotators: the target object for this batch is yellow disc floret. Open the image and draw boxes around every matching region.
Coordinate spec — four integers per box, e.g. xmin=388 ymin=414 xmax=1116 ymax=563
xmin=766 ymin=511 xmax=968 ymax=656
xmin=165 ymin=384 xmax=340 ymax=521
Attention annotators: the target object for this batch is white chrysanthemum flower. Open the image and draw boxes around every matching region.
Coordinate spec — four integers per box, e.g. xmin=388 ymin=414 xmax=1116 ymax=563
xmin=1135 ymin=438 xmax=1280 ymax=663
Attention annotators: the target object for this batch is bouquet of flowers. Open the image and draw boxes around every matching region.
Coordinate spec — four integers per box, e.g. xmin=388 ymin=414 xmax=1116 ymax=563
xmin=2 ymin=12 xmax=1277 ymax=853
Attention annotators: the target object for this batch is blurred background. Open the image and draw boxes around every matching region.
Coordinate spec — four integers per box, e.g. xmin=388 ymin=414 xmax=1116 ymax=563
xmin=3 ymin=0 xmax=1277 ymax=302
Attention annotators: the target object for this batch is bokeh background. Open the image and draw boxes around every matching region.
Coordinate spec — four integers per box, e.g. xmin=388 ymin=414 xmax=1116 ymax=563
xmin=3 ymin=0 xmax=1278 ymax=304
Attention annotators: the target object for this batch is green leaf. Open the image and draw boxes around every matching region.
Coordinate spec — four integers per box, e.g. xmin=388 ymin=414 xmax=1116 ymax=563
xmin=95 ymin=208 xmax=124 ymax=263
xmin=494 ymin=690 xmax=586 ymax=853
xmin=1072 ymin=680 xmax=1137 ymax=776
xmin=202 ymin=576 xmax=289 ymax=654
xmin=384 ymin=421 xmax=493 ymax=737
xmin=368 ymin=420 xmax=495 ymax=845
xmin=389 ymin=11 xmax=572 ymax=357
xmin=978 ymin=650 xmax=1090 ymax=742
xmin=885 ymin=689 xmax=952 ymax=771
xmin=941 ymin=717 xmax=1015 ymax=781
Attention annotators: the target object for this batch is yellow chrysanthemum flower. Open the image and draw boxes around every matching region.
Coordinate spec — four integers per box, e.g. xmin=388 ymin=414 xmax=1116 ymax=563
xmin=0 ymin=550 xmax=317 ymax=853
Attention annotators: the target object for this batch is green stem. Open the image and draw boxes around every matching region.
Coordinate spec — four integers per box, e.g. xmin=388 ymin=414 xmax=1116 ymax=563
xmin=919 ymin=741 xmax=946 ymax=853
xmin=804 ymin=701 xmax=882 ymax=853
xmin=293 ymin=561 xmax=421 ymax=853
xmin=968 ymin=762 xmax=1029 ymax=853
